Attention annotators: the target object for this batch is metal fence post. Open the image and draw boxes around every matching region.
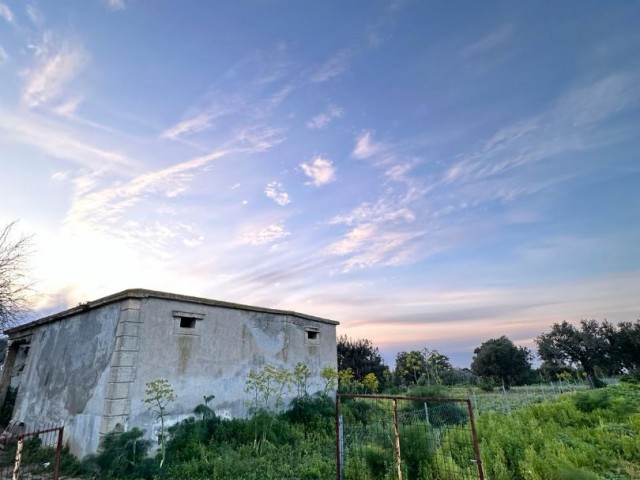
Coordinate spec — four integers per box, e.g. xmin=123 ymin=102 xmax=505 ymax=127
xmin=466 ymin=400 xmax=484 ymax=480
xmin=335 ymin=395 xmax=343 ymax=480
xmin=12 ymin=437 xmax=23 ymax=480
xmin=53 ymin=426 xmax=64 ymax=480
xmin=392 ymin=398 xmax=403 ymax=480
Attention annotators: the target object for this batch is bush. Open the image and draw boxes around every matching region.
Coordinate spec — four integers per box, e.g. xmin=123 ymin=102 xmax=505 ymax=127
xmin=478 ymin=378 xmax=497 ymax=392
xmin=285 ymin=393 xmax=335 ymax=434
xmin=82 ymin=428 xmax=156 ymax=479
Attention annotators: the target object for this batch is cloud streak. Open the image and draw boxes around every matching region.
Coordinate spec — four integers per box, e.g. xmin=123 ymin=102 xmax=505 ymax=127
xmin=241 ymin=224 xmax=290 ymax=245
xmin=65 ymin=149 xmax=228 ymax=229
xmin=0 ymin=110 xmax=131 ymax=171
xmin=161 ymin=113 xmax=217 ymax=140
xmin=307 ymin=105 xmax=343 ymax=129
xmin=105 ymin=0 xmax=126 ymax=11
xmin=463 ymin=24 xmax=514 ymax=56
xmin=311 ymin=49 xmax=352 ymax=83
xmin=21 ymin=36 xmax=87 ymax=108
xmin=352 ymin=131 xmax=384 ymax=159
xmin=445 ymin=73 xmax=640 ymax=186
xmin=0 ymin=3 xmax=13 ymax=23
xmin=327 ymin=197 xmax=421 ymax=271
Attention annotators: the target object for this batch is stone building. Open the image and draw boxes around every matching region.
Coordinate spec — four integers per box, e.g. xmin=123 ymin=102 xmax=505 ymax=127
xmin=0 ymin=289 xmax=338 ymax=457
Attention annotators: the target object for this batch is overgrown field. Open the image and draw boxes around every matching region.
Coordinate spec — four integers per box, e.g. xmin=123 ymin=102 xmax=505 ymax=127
xmin=461 ymin=382 xmax=640 ymax=479
xmin=51 ymin=382 xmax=640 ymax=479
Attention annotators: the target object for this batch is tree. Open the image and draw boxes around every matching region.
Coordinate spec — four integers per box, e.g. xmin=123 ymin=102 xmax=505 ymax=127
xmin=471 ymin=336 xmax=532 ymax=390
xmin=0 ymin=222 xmax=33 ymax=326
xmin=601 ymin=320 xmax=640 ymax=374
xmin=536 ymin=320 xmax=609 ymax=388
xmin=425 ymin=349 xmax=453 ymax=385
xmin=394 ymin=350 xmax=428 ymax=386
xmin=337 ymin=336 xmax=389 ymax=386
xmin=144 ymin=379 xmax=176 ymax=468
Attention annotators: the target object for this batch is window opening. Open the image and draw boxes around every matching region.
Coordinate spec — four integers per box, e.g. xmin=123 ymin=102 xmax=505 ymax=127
xmin=307 ymin=330 xmax=319 ymax=341
xmin=179 ymin=317 xmax=197 ymax=329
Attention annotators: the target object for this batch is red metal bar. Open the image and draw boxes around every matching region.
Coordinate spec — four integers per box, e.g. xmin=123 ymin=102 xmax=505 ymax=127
xmin=466 ymin=400 xmax=484 ymax=480
xmin=53 ymin=426 xmax=64 ymax=480
xmin=338 ymin=393 xmax=471 ymax=403
xmin=12 ymin=425 xmax=65 ymax=441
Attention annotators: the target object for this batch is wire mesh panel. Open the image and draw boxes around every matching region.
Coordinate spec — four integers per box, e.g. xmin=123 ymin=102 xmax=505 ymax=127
xmin=0 ymin=423 xmax=64 ymax=480
xmin=336 ymin=395 xmax=483 ymax=480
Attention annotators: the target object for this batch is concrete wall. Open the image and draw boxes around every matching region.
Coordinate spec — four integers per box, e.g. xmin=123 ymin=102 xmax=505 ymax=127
xmin=126 ymin=297 xmax=337 ymax=444
xmin=4 ymin=292 xmax=337 ymax=456
xmin=9 ymin=303 xmax=120 ymax=457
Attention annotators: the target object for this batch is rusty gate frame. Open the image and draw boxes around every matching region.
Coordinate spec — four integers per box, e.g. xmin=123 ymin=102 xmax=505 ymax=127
xmin=336 ymin=394 xmax=484 ymax=480
xmin=1 ymin=425 xmax=64 ymax=480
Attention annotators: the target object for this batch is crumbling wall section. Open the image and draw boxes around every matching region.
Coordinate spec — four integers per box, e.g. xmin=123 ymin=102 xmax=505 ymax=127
xmin=9 ymin=303 xmax=120 ymax=457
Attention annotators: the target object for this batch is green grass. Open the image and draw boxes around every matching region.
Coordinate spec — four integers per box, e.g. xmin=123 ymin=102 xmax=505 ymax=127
xmin=432 ymin=382 xmax=640 ymax=480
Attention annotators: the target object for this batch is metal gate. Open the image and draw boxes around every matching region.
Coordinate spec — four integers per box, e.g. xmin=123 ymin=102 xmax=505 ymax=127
xmin=0 ymin=423 xmax=64 ymax=480
xmin=336 ymin=394 xmax=483 ymax=480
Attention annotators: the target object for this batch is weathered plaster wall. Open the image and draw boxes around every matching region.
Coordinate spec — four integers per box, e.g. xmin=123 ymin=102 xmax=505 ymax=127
xmin=10 ymin=303 xmax=120 ymax=457
xmin=127 ymin=297 xmax=337 ymax=443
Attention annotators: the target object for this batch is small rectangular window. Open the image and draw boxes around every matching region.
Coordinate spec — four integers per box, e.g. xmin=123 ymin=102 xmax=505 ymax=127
xmin=179 ymin=317 xmax=196 ymax=329
xmin=305 ymin=328 xmax=320 ymax=345
xmin=172 ymin=310 xmax=204 ymax=335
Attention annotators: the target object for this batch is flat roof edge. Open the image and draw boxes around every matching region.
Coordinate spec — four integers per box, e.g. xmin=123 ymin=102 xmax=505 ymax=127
xmin=4 ymin=288 xmax=339 ymax=335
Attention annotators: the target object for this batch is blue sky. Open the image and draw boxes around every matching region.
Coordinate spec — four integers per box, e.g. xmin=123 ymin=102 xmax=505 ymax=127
xmin=1 ymin=0 xmax=639 ymax=366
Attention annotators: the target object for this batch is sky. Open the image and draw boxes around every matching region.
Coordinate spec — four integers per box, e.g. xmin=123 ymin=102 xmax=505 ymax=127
xmin=1 ymin=0 xmax=639 ymax=367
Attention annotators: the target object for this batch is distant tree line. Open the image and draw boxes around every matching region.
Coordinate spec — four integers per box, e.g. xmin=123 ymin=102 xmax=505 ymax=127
xmin=337 ymin=318 xmax=640 ymax=392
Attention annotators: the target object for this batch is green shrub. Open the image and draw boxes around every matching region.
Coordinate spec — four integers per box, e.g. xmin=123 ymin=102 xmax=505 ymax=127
xmin=363 ymin=444 xmax=393 ymax=479
xmin=83 ymin=428 xmax=156 ymax=479
xmin=285 ymin=393 xmax=335 ymax=434
xmin=478 ymin=378 xmax=496 ymax=392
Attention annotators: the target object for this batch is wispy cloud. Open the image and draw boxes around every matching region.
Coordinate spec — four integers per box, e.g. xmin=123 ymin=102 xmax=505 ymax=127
xmin=0 ymin=3 xmax=13 ymax=23
xmin=327 ymin=197 xmax=421 ymax=271
xmin=65 ymin=149 xmax=228 ymax=229
xmin=463 ymin=24 xmax=514 ymax=56
xmin=300 ymin=156 xmax=336 ymax=186
xmin=352 ymin=131 xmax=383 ymax=159
xmin=26 ymin=4 xmax=44 ymax=25
xmin=53 ymin=96 xmax=83 ymax=116
xmin=556 ymin=73 xmax=640 ymax=127
xmin=241 ymin=223 xmax=290 ymax=245
xmin=264 ymin=181 xmax=291 ymax=206
xmin=326 ymin=223 xmax=421 ymax=271
xmin=235 ymin=125 xmax=287 ymax=153
xmin=21 ymin=36 xmax=87 ymax=108
xmin=0 ymin=45 xmax=8 ymax=65
xmin=445 ymin=72 xmax=640 ymax=186
xmin=269 ymin=85 xmax=294 ymax=106
xmin=0 ymin=110 xmax=131 ymax=171
xmin=311 ymin=49 xmax=352 ymax=83
xmin=105 ymin=0 xmax=126 ymax=11
xmin=307 ymin=105 xmax=343 ymax=129
xmin=161 ymin=112 xmax=217 ymax=140
xmin=330 ymin=200 xmax=415 ymax=226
